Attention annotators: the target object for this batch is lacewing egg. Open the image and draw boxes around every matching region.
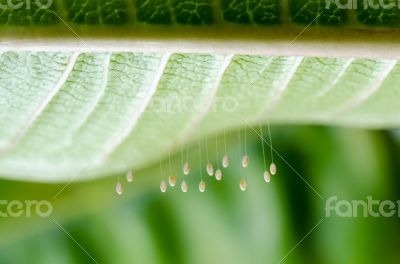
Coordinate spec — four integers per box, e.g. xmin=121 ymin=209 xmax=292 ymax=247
xmin=215 ymin=169 xmax=222 ymax=181
xmin=264 ymin=171 xmax=271 ymax=183
xmin=199 ymin=181 xmax=206 ymax=192
xmin=242 ymin=155 xmax=249 ymax=168
xmin=270 ymin=163 xmax=277 ymax=175
xmin=183 ymin=162 xmax=191 ymax=175
xmin=126 ymin=171 xmax=134 ymax=182
xmin=168 ymin=175 xmax=176 ymax=187
xmin=160 ymin=180 xmax=167 ymax=193
xmin=206 ymin=163 xmax=214 ymax=176
xmin=222 ymin=155 xmax=229 ymax=168
xmin=181 ymin=181 xmax=188 ymax=193
xmin=239 ymin=179 xmax=247 ymax=191
xmin=116 ymin=182 xmax=123 ymax=195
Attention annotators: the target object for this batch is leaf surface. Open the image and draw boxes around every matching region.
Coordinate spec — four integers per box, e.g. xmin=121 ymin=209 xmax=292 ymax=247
xmin=0 ymin=52 xmax=399 ymax=181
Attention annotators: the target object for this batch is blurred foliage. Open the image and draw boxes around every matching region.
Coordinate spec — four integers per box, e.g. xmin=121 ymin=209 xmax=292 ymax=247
xmin=0 ymin=125 xmax=399 ymax=264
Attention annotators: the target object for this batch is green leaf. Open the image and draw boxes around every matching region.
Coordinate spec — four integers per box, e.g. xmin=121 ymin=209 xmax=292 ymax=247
xmin=0 ymin=52 xmax=399 ymax=182
xmin=0 ymin=0 xmax=400 ymax=26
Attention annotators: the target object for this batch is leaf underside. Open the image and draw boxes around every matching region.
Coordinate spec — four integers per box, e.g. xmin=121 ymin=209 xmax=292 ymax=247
xmin=0 ymin=52 xmax=399 ymax=182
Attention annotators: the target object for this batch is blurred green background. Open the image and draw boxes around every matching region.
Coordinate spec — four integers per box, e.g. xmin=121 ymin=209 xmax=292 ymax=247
xmin=0 ymin=125 xmax=399 ymax=264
